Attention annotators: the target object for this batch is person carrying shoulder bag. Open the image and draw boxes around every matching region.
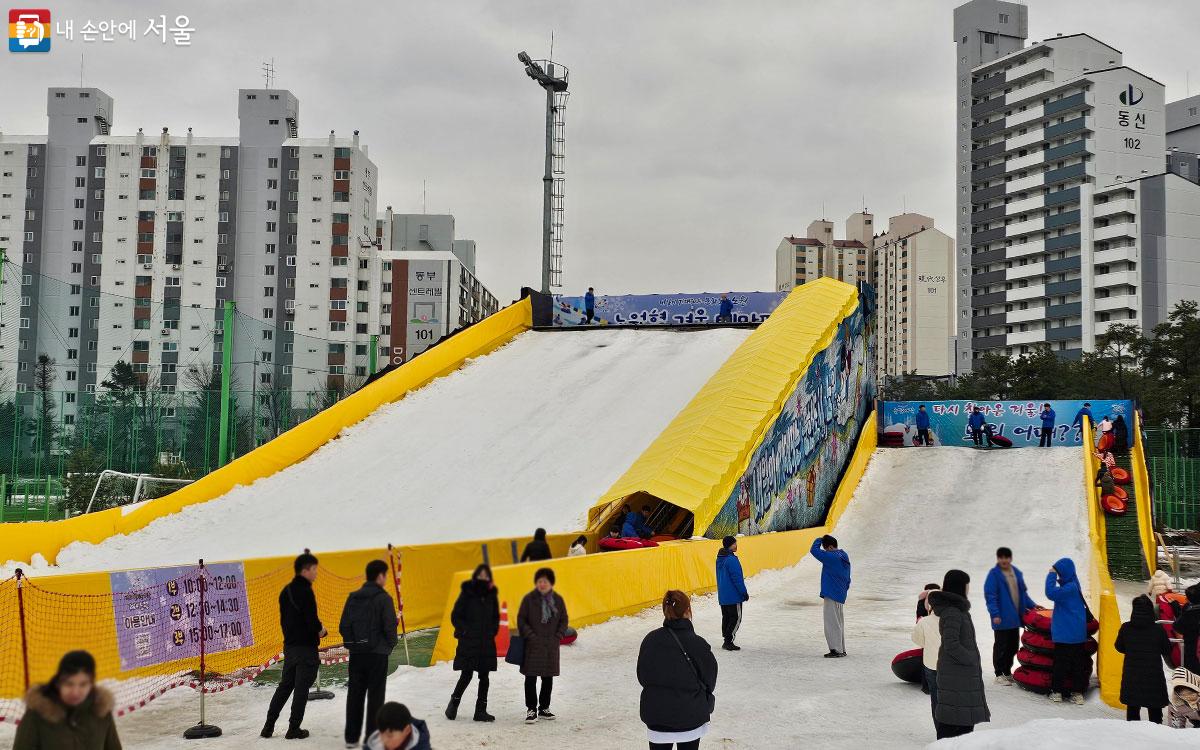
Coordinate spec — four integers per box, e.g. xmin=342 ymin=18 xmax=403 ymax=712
xmin=637 ymin=590 xmax=718 ymax=750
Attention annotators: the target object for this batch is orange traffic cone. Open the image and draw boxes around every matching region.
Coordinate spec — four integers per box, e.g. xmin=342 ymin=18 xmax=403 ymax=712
xmin=495 ymin=601 xmax=511 ymax=657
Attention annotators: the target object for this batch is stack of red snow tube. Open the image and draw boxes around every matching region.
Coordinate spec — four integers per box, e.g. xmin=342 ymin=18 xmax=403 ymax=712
xmin=1012 ymin=606 xmax=1099 ymax=694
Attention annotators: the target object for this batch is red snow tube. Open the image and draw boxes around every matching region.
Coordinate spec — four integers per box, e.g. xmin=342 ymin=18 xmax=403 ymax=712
xmin=1111 ymin=466 xmax=1131 ymax=485
xmin=1022 ymin=607 xmax=1099 ymax=635
xmin=1021 ymin=631 xmax=1098 ymax=656
xmin=1017 ymin=648 xmax=1054 ymax=671
xmin=597 ymin=537 xmax=659 ymax=552
xmin=649 ymin=535 xmax=677 ymax=544
xmin=1013 ymin=665 xmax=1090 ymax=694
xmin=880 ymin=431 xmax=905 ymax=446
xmin=891 ymin=648 xmax=924 ymax=684
xmin=560 ymin=627 xmax=578 ymax=646
xmin=1101 ymin=494 xmax=1128 ymax=516
xmin=987 ymin=434 xmax=1013 ymax=448
xmin=1098 ymin=433 xmax=1115 ymax=452
xmin=1112 ymin=485 xmax=1128 ymax=500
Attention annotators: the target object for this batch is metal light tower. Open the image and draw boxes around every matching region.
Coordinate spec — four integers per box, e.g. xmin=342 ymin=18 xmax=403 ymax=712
xmin=518 ymin=51 xmax=569 ymax=293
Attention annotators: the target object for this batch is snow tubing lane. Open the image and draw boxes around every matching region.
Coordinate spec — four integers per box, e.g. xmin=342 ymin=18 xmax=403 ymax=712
xmin=1111 ymin=466 xmax=1131 ymax=485
xmin=1017 ymin=648 xmax=1054 ymax=671
xmin=1013 ymin=666 xmax=1090 ymax=694
xmin=1021 ymin=607 xmax=1100 ymax=636
xmin=597 ymin=537 xmax=659 ymax=552
xmin=891 ymin=649 xmax=924 ymax=684
xmin=1101 ymin=495 xmax=1128 ymax=516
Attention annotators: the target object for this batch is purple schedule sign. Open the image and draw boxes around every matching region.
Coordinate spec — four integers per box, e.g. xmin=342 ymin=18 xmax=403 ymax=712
xmin=109 ymin=562 xmax=254 ymax=671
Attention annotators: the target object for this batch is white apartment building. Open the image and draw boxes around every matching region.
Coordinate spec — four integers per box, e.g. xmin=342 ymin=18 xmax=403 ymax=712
xmin=955 ymin=2 xmax=1200 ymax=366
xmin=774 ymin=212 xmax=872 ymax=291
xmin=1167 ymin=94 xmax=1200 ymax=184
xmin=872 ymin=214 xmax=956 ymax=377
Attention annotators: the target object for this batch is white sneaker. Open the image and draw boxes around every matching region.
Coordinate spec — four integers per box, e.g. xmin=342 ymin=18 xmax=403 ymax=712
xmin=994 ymin=675 xmax=1006 ymax=685
xmin=1050 ymin=692 xmax=1063 ymax=703
xmin=1071 ymin=693 xmax=1085 ymax=705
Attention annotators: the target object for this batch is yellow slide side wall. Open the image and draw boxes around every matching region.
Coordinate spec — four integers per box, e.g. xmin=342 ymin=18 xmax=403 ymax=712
xmin=1082 ymin=417 xmax=1123 ymax=710
xmin=432 ymin=411 xmax=879 ymax=663
xmin=1131 ymin=412 xmax=1157 ymax=575
xmin=0 ymin=299 xmax=533 ymax=567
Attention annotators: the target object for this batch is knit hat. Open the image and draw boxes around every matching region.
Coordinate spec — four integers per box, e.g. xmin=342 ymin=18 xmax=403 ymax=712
xmin=1131 ymin=594 xmax=1156 ymax=626
xmin=942 ymin=569 xmax=970 ymax=598
xmin=722 ymin=535 xmax=737 ymax=550
xmin=1149 ymin=570 xmax=1173 ymax=598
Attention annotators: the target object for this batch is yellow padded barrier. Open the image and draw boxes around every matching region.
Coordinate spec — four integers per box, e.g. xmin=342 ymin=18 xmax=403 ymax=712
xmin=433 ymin=410 xmax=879 ymax=663
xmin=0 ymin=298 xmax=533 ymax=567
xmin=587 ymin=279 xmax=860 ymax=534
xmin=1131 ymin=412 xmax=1157 ymax=575
xmin=1082 ymin=417 xmax=1123 ymax=710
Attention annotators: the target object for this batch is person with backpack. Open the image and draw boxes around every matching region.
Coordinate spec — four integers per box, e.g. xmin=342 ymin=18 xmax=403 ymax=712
xmin=340 ymin=559 xmax=399 ymax=748
xmin=1045 ymin=557 xmax=1091 ymax=704
xmin=1116 ymin=595 xmax=1174 ymax=723
xmin=520 ymin=528 xmax=553 ymax=562
xmin=517 ymin=567 xmax=569 ymax=724
xmin=263 ymin=552 xmax=326 ymax=740
xmin=983 ymin=547 xmax=1038 ymax=685
xmin=1039 ymin=403 xmax=1056 ymax=447
xmin=810 ymin=535 xmax=851 ymax=657
xmin=715 ymin=536 xmax=749 ymax=652
xmin=365 ymin=702 xmax=432 ymax=750
xmin=445 ymin=563 xmax=499 ymax=723
xmin=1171 ymin=584 xmax=1200 ymax=676
xmin=928 ymin=569 xmax=990 ymax=739
xmin=637 ymin=590 xmax=718 ymax=750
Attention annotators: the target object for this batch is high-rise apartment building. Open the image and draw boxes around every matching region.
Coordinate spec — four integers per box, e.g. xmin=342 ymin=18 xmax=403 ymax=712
xmin=774 ymin=212 xmax=872 ymax=291
xmin=1167 ymin=94 xmax=1200 ymax=184
xmin=955 ymin=1 xmax=1200 ymax=367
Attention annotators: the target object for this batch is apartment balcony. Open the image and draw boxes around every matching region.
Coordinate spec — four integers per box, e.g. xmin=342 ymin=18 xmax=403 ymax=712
xmin=1008 ymin=305 xmax=1048 ymax=324
xmin=1008 ymin=173 xmax=1044 ymax=194
xmin=1094 ymin=269 xmax=1137 ymax=289
xmin=1008 ymin=261 xmax=1047 ymax=281
xmin=1006 ymin=215 xmax=1045 ymax=238
xmin=1093 ymin=198 xmax=1136 ymax=220
xmin=1005 ymin=150 xmax=1046 ymax=174
xmin=1093 ymin=222 xmax=1137 ymax=242
xmin=1007 ymin=238 xmax=1047 ymax=260
xmin=1094 ymin=318 xmax=1139 ymax=337
xmin=1005 ymin=194 xmax=1045 ymax=217
xmin=1006 ymin=130 xmax=1045 ymax=152
xmin=1046 ymin=324 xmax=1083 ymax=342
xmin=1009 ymin=283 xmax=1047 ymax=302
xmin=1006 ymin=54 xmax=1054 ymax=84
xmin=1006 ymin=104 xmax=1048 ymax=130
xmin=1094 ymin=293 xmax=1138 ymax=313
xmin=1093 ymin=245 xmax=1137 ymax=266
xmin=1008 ymin=328 xmax=1048 ymax=345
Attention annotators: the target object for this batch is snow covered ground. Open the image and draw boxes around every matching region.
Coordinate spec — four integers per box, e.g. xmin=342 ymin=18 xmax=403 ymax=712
xmin=0 ymin=446 xmax=1132 ymax=749
xmin=935 ymin=718 xmax=1196 ymax=749
xmin=3 ymin=328 xmax=750 ymax=576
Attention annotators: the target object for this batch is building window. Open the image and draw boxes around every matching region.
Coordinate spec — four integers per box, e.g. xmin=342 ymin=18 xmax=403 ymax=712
xmin=999 ymin=13 xmax=1009 ymax=22
xmin=982 ymin=32 xmax=996 ymax=44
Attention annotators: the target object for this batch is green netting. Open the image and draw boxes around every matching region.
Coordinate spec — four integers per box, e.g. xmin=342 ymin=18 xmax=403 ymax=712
xmin=1144 ymin=429 xmax=1200 ymax=532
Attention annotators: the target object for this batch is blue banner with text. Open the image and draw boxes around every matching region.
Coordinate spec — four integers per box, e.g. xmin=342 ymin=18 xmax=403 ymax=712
xmin=879 ymin=399 xmax=1134 ymax=447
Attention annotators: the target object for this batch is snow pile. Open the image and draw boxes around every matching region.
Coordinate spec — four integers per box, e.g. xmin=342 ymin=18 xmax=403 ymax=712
xmin=4 ymin=328 xmax=750 ymax=576
xmin=0 ymin=446 xmax=1113 ymax=749
xmin=932 ymin=717 xmax=1195 ymax=748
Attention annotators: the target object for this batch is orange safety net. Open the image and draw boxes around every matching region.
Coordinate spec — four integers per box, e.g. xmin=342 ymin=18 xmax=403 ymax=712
xmin=0 ymin=550 xmax=391 ymax=724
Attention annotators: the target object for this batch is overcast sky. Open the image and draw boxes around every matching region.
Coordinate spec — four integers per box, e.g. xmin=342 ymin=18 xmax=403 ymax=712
xmin=4 ymin=0 xmax=1198 ymax=300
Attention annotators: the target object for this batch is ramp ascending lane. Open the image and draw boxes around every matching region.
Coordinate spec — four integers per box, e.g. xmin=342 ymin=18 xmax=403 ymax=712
xmin=37 ymin=328 xmax=751 ymax=574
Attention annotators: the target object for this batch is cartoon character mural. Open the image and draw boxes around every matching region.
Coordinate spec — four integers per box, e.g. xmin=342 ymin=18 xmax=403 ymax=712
xmin=705 ymin=290 xmax=876 ymax=538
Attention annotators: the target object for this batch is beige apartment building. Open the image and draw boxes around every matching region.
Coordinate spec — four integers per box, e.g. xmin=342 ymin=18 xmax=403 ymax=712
xmin=775 ymin=212 xmax=873 ymax=291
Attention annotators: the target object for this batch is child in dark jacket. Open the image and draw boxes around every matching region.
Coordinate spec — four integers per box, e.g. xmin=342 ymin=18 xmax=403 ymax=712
xmin=1116 ymin=595 xmax=1173 ymax=723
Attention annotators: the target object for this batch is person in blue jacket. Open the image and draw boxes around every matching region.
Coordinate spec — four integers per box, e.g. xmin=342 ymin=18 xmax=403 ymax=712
xmin=622 ymin=505 xmax=653 ymax=539
xmin=717 ymin=294 xmax=734 ymax=324
xmin=583 ymin=287 xmax=596 ymax=324
xmin=716 ymin=535 xmax=749 ymax=651
xmin=968 ymin=407 xmax=986 ymax=446
xmin=915 ymin=404 xmax=932 ymax=446
xmin=1071 ymin=402 xmax=1093 ymax=430
xmin=811 ymin=535 xmax=851 ymax=657
xmin=1039 ymin=403 xmax=1056 ymax=448
xmin=1045 ymin=557 xmax=1091 ymax=704
xmin=983 ymin=547 xmax=1038 ymax=684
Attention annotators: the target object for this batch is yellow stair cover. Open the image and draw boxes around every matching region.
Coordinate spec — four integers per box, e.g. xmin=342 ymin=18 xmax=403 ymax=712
xmin=587 ymin=278 xmax=860 ymax=536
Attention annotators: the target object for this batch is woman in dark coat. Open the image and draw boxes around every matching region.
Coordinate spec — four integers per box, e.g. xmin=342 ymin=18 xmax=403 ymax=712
xmin=13 ymin=650 xmax=122 ymax=750
xmin=1116 ymin=594 xmax=1173 ymax=722
xmin=520 ymin=528 xmax=553 ymax=562
xmin=446 ymin=564 xmax=499 ymax=722
xmin=637 ymin=590 xmax=717 ymax=750
xmin=928 ymin=569 xmax=990 ymax=740
xmin=1113 ymin=415 xmax=1130 ymax=455
xmin=517 ymin=567 xmax=568 ymax=724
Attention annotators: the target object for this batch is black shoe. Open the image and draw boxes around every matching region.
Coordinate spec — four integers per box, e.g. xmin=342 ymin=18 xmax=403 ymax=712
xmin=284 ymin=727 xmax=310 ymax=740
xmin=538 ymin=709 xmax=556 ymax=720
xmin=823 ymin=650 xmax=847 ymax=658
xmin=473 ymin=704 xmax=496 ymax=722
xmin=722 ymin=641 xmax=741 ymax=651
xmin=525 ymin=709 xmax=538 ymax=724
xmin=260 ymin=724 xmax=274 ymax=739
xmin=445 ymin=696 xmax=461 ymax=721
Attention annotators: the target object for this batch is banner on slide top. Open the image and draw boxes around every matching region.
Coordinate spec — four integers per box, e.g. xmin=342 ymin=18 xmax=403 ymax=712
xmin=879 ymin=399 xmax=1134 ymax=447
xmin=705 ymin=291 xmax=876 ymax=537
xmin=110 ymin=562 xmax=253 ymax=670
xmin=551 ymin=291 xmax=786 ymax=327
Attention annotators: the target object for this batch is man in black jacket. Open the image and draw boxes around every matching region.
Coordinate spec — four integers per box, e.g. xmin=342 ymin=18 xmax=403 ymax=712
xmin=262 ymin=552 xmax=326 ymax=740
xmin=341 ymin=559 xmax=399 ymax=748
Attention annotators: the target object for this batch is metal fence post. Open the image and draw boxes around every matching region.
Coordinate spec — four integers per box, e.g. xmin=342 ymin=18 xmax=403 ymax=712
xmin=15 ymin=568 xmax=30 ymax=691
xmin=184 ymin=559 xmax=222 ymax=739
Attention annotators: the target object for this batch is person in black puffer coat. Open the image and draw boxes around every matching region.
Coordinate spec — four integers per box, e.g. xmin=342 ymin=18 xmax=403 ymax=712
xmin=1116 ymin=594 xmax=1174 ymax=722
xmin=929 ymin=569 xmax=990 ymax=740
xmin=638 ymin=590 xmax=718 ymax=749
xmin=446 ymin=564 xmax=500 ymax=723
xmin=520 ymin=528 xmax=553 ymax=562
xmin=1172 ymin=584 xmax=1200 ymax=676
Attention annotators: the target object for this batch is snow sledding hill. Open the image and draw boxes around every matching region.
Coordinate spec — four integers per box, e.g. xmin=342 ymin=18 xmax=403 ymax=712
xmin=9 ymin=328 xmax=751 ymax=576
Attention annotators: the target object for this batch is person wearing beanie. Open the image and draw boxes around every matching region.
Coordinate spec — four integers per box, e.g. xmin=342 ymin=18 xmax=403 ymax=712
xmin=1172 ymin=584 xmax=1200 ymax=676
xmin=810 ymin=534 xmax=851 ymax=657
xmin=1045 ymin=557 xmax=1091 ymax=704
xmin=1116 ymin=595 xmax=1173 ymax=723
xmin=715 ymin=535 xmax=749 ymax=651
xmin=1149 ymin=570 xmax=1183 ymax=667
xmin=927 ymin=569 xmax=989 ymax=739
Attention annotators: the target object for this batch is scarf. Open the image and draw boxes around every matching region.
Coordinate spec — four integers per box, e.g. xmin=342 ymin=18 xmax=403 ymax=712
xmin=540 ymin=591 xmax=558 ymax=624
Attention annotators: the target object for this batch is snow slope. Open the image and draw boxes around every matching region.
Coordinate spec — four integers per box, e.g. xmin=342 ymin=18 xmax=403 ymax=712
xmin=10 ymin=328 xmax=750 ymax=575
xmin=11 ymin=447 xmax=1116 ymax=749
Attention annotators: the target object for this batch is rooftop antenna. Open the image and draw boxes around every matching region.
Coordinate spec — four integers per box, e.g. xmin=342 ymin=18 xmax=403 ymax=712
xmin=79 ymin=52 xmax=84 ymax=88
xmin=550 ymin=30 xmax=554 ymax=60
xmin=422 ymin=179 xmax=427 ymax=214
xmin=262 ymin=58 xmax=275 ymax=89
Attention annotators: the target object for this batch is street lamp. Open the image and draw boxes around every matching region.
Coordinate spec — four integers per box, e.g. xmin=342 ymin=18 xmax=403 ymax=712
xmin=517 ymin=50 xmax=569 ymax=294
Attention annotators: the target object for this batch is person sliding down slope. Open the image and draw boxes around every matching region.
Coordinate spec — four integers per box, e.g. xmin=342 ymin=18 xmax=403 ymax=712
xmin=810 ymin=535 xmax=851 ymax=657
